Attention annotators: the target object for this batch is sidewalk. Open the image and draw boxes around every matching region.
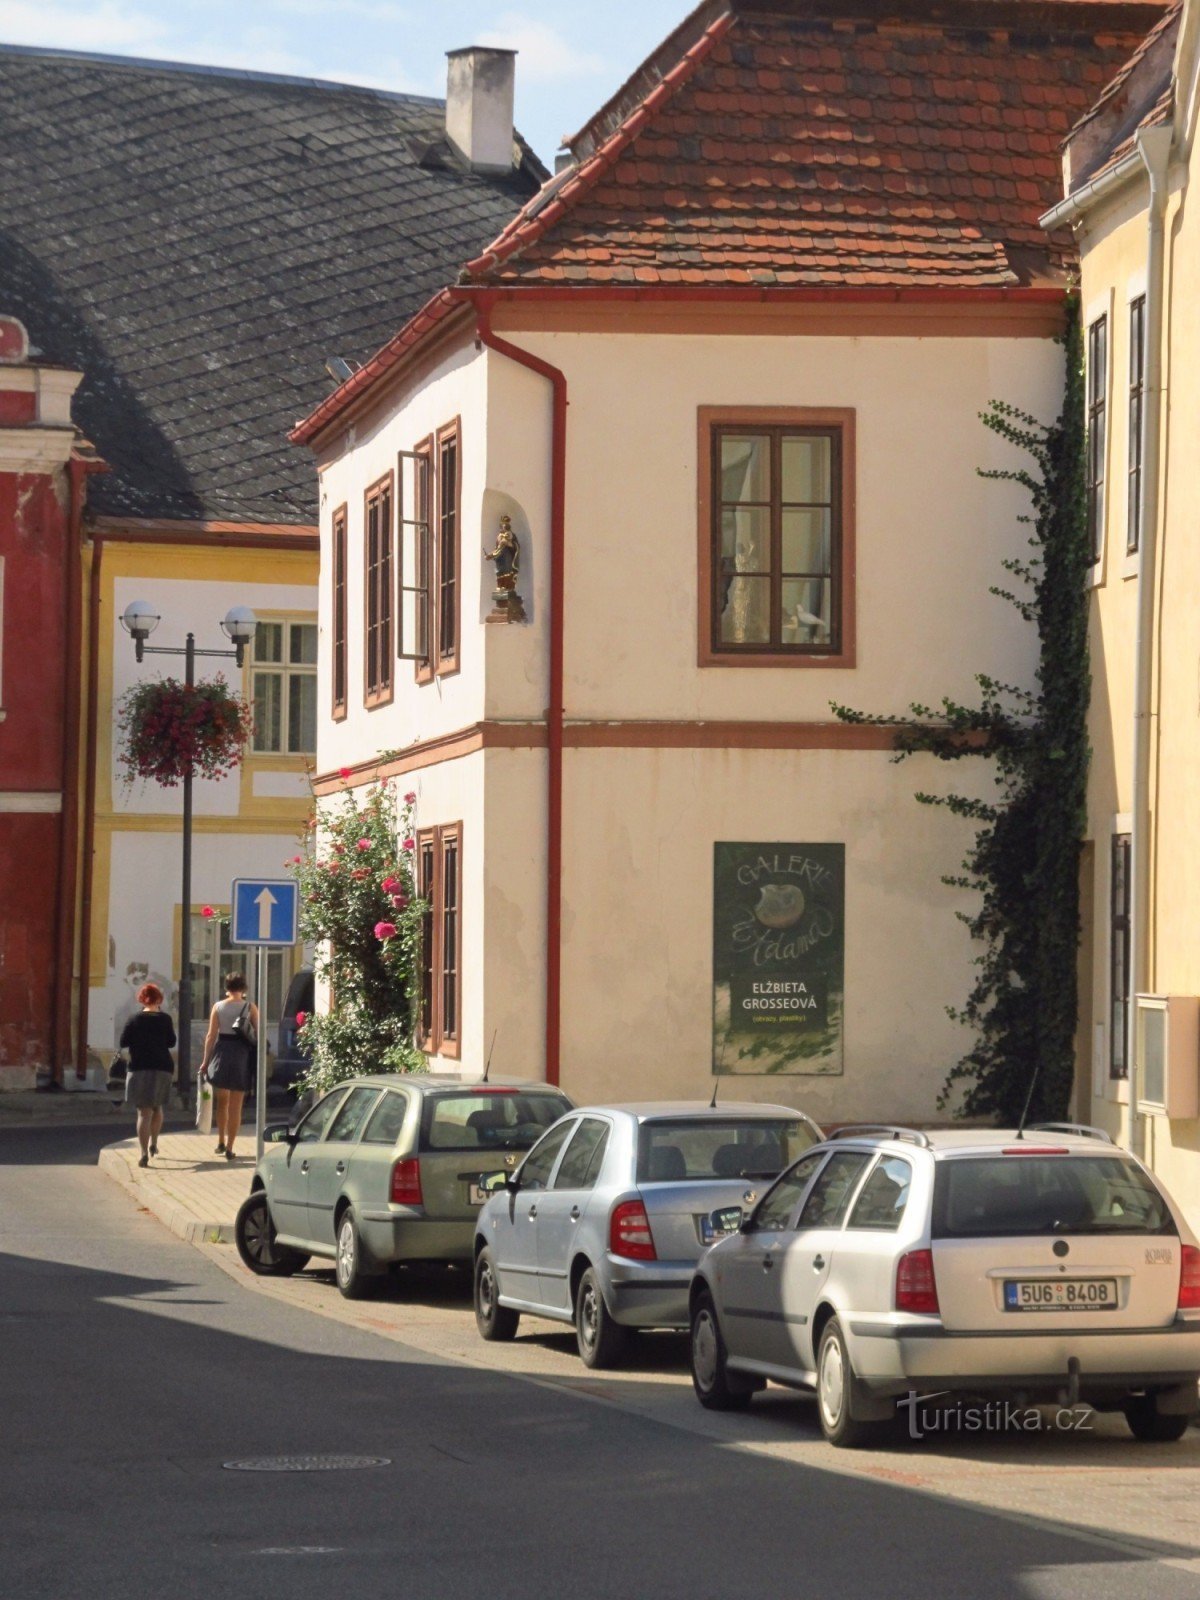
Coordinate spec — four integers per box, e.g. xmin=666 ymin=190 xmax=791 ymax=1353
xmin=98 ymin=1126 xmax=256 ymax=1244
xmin=0 ymin=1088 xmax=130 ymax=1127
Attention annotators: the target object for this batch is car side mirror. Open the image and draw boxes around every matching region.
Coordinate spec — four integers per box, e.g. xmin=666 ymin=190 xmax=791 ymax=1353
xmin=265 ymin=1124 xmax=293 ymax=1145
xmin=702 ymin=1206 xmax=744 ymax=1243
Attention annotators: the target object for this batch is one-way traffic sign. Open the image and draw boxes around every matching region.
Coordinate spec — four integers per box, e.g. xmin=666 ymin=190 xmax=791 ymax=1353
xmin=231 ymin=878 xmax=299 ymax=947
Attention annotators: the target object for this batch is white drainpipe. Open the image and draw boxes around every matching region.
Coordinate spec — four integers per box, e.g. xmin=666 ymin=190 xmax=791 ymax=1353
xmin=1127 ymin=123 xmax=1173 ymax=1158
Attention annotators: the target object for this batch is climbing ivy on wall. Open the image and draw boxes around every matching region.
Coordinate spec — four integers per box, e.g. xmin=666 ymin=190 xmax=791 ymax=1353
xmin=834 ymin=299 xmax=1090 ymax=1123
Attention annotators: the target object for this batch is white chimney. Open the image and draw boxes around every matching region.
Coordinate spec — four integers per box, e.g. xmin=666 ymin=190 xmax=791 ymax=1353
xmin=445 ymin=47 xmax=516 ymax=174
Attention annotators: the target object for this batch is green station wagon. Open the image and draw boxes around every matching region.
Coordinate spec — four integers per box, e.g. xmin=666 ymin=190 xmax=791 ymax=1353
xmin=235 ymin=1075 xmax=574 ymax=1297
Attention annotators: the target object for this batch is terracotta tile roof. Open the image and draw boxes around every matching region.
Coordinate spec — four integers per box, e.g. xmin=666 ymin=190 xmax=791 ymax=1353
xmin=463 ymin=0 xmax=1165 ymax=291
xmin=1061 ymin=0 xmax=1179 ymax=188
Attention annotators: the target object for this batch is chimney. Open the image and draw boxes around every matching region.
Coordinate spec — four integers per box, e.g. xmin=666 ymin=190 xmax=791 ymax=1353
xmin=445 ymin=47 xmax=517 ymax=174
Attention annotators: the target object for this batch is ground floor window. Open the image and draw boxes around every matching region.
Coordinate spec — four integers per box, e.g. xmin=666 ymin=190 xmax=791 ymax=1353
xmin=1110 ymin=834 xmax=1131 ymax=1079
xmin=416 ymin=824 xmax=461 ymax=1057
xmin=189 ymin=912 xmax=293 ymax=1041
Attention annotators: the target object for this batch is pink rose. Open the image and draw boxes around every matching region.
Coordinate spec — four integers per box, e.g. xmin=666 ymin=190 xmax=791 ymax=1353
xmin=339 ymin=767 xmax=351 ymax=781
xmin=401 ymin=836 xmax=415 ymax=851
xmin=356 ymin=838 xmax=371 ymax=851
xmin=381 ymin=875 xmax=401 ymax=893
xmin=390 ymin=893 xmax=409 ymax=910
xmin=295 ymin=1011 xmax=307 ymax=1028
xmin=404 ymin=791 xmax=417 ymax=804
xmin=374 ymin=921 xmax=397 ymax=941
xmin=292 ymin=855 xmax=302 ymax=864
xmin=201 ymin=906 xmax=215 ymax=919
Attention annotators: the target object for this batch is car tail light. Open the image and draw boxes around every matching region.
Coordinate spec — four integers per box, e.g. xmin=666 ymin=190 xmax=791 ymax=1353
xmin=610 ymin=1199 xmax=657 ymax=1261
xmin=1179 ymin=1245 xmax=1200 ymax=1310
xmin=390 ymin=1158 xmax=423 ymax=1207
xmin=895 ymin=1248 xmax=939 ymax=1314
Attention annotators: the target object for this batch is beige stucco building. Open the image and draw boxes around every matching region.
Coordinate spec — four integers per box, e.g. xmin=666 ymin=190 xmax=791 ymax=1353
xmin=1044 ymin=0 xmax=1200 ymax=1216
xmin=296 ymin=1 xmax=1155 ymax=1121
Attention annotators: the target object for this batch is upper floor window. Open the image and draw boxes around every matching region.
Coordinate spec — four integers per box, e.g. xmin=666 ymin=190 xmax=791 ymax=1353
xmin=404 ymin=423 xmax=460 ymax=685
xmin=699 ymin=408 xmax=855 ymax=668
xmin=1087 ymin=315 xmax=1108 ymax=564
xmin=437 ymin=423 xmax=460 ymax=673
xmin=364 ymin=473 xmax=394 ymax=706
xmin=252 ymin=619 xmax=317 ymax=754
xmin=1128 ymin=297 xmax=1145 ymax=556
xmin=332 ymin=505 xmax=348 ymax=721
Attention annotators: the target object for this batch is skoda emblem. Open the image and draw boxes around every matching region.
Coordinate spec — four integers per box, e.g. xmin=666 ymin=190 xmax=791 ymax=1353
xmin=504 ymin=1154 xmax=518 ymax=1168
xmin=742 ymin=1190 xmax=757 ymax=1205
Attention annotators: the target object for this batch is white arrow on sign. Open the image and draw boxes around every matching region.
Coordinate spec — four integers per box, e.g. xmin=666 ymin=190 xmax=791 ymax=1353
xmin=255 ymin=888 xmax=278 ymax=940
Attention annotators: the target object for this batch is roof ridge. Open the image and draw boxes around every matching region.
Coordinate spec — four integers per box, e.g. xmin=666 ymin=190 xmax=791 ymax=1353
xmin=461 ymin=8 xmax=736 ymax=284
xmin=0 ymin=39 xmax=443 ymax=105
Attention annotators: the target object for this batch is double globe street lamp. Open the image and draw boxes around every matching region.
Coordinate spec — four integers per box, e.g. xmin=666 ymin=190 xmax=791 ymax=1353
xmin=120 ymin=601 xmax=258 ymax=1106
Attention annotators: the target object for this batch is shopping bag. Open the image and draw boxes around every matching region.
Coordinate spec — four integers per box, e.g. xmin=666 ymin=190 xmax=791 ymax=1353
xmin=195 ymin=1072 xmax=213 ymax=1133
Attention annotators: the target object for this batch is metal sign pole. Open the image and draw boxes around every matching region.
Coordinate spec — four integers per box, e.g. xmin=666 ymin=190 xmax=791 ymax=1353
xmin=255 ymin=945 xmax=267 ymax=1163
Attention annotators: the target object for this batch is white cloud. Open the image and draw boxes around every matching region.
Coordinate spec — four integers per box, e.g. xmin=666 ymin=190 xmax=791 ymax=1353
xmin=0 ymin=0 xmax=169 ymax=52
xmin=478 ymin=11 xmax=605 ymax=84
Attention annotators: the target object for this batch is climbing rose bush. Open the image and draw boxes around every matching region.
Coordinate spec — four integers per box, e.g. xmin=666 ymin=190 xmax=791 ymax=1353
xmin=291 ymin=778 xmax=426 ymax=1094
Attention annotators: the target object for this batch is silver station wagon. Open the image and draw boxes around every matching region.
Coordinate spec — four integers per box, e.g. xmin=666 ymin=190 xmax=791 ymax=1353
xmin=689 ymin=1123 xmax=1200 ymax=1446
xmin=472 ymin=1101 xmax=821 ymax=1367
xmin=235 ymin=1075 xmax=573 ymax=1296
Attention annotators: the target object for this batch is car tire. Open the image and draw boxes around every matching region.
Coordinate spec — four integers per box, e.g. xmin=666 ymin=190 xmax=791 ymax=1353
xmin=816 ymin=1317 xmax=883 ymax=1449
xmin=234 ymin=1192 xmax=309 ymax=1277
xmin=474 ymin=1248 xmax=520 ymax=1341
xmin=690 ymin=1290 xmax=754 ymax=1411
xmin=1123 ymin=1396 xmax=1192 ymax=1443
xmin=334 ymin=1207 xmax=377 ymax=1300
xmin=575 ymin=1266 xmax=629 ymax=1369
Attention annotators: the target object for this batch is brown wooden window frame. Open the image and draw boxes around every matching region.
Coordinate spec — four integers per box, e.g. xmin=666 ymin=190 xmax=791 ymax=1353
xmin=411 ymin=436 xmax=436 ymax=685
xmin=416 ymin=822 xmax=462 ymax=1058
xmin=411 ymin=419 xmax=461 ymax=684
xmin=363 ymin=471 xmax=394 ymax=708
xmin=1087 ymin=315 xmax=1108 ymax=566
xmin=331 ymin=503 xmax=348 ymax=721
xmin=1110 ymin=832 xmax=1131 ymax=1080
xmin=1127 ymin=296 xmax=1145 ymax=556
xmin=697 ymin=406 xmax=856 ymax=669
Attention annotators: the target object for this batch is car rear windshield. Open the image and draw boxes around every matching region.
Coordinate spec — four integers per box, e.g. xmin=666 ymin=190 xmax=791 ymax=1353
xmin=636 ymin=1118 xmax=818 ymax=1184
xmin=932 ymin=1155 xmax=1175 ymax=1238
xmin=420 ymin=1091 xmax=569 ymax=1153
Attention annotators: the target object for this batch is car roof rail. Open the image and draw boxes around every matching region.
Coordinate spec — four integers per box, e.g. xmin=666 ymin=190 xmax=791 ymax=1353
xmin=826 ymin=1124 xmax=932 ymax=1149
xmin=1025 ymin=1122 xmax=1114 ymax=1144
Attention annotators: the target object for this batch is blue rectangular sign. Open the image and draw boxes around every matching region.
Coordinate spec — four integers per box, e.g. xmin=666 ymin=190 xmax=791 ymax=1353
xmin=231 ymin=878 xmax=299 ymax=947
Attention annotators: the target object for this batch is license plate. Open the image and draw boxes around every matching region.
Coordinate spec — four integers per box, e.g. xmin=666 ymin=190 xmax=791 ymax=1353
xmin=1004 ymin=1278 xmax=1118 ymax=1311
xmin=468 ymin=1177 xmax=502 ymax=1205
xmin=699 ymin=1210 xmax=742 ymax=1244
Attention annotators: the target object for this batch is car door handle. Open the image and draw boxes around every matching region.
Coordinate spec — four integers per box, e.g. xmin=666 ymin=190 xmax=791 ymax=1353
xmin=570 ymin=1206 xmax=581 ymax=1221
xmin=762 ymin=1253 xmax=774 ymax=1271
xmin=528 ymin=1205 xmax=538 ymax=1218
xmin=812 ymin=1255 xmax=826 ymax=1271
xmin=336 ymin=1162 xmax=346 ymax=1174
xmin=300 ymin=1160 xmax=309 ymax=1174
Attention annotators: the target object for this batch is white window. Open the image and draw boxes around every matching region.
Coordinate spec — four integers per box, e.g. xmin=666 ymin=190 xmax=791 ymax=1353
xmin=251 ymin=619 xmax=317 ymax=754
xmin=189 ymin=912 xmax=292 ymax=1038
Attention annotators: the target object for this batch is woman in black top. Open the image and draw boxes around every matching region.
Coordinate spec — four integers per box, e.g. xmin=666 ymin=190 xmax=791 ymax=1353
xmin=120 ymin=982 xmax=176 ymax=1167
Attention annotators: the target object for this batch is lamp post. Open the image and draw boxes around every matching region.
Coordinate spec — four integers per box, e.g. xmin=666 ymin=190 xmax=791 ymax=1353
xmin=120 ymin=601 xmax=257 ymax=1107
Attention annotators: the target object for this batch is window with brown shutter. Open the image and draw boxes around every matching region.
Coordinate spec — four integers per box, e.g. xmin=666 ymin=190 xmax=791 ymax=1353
xmin=698 ymin=407 xmax=856 ymax=668
xmin=416 ymin=822 xmax=462 ymax=1057
xmin=436 ymin=421 xmax=460 ymax=675
xmin=332 ymin=504 xmax=348 ymax=720
xmin=364 ymin=472 xmax=393 ymax=707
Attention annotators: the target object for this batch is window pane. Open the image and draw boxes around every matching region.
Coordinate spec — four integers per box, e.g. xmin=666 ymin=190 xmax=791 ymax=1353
xmin=328 ymin=1086 xmax=381 ymax=1144
xmin=782 ymin=509 xmax=831 ymax=574
xmin=848 ymin=1156 xmax=912 ymax=1230
xmin=781 ymin=436 xmax=832 ymax=503
xmin=781 ymin=578 xmax=831 ymax=645
xmin=254 ymin=622 xmax=283 ymax=664
xmin=797 ymin=1151 xmax=871 ymax=1228
xmin=442 ymin=835 xmax=458 ymax=1040
xmin=288 ymin=672 xmax=317 ymax=754
xmin=253 ymin=671 xmax=282 ymax=752
xmin=290 ymin=623 xmax=317 ymax=665
xmin=720 ymin=506 xmax=770 ymax=571
xmin=720 ymin=435 xmax=770 ymax=503
xmin=720 ymin=575 xmax=770 ymax=644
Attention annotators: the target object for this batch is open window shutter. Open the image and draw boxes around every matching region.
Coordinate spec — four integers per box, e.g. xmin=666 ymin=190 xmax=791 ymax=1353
xmin=396 ymin=449 xmax=430 ymax=663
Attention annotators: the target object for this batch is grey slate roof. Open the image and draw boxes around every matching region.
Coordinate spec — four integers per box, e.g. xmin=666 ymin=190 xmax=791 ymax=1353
xmin=0 ymin=46 xmax=544 ymax=523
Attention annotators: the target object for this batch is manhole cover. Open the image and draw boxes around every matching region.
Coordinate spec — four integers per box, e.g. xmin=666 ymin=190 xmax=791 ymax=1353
xmin=223 ymin=1455 xmax=390 ymax=1473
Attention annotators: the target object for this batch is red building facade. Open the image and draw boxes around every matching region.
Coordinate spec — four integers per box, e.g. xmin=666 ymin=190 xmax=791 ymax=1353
xmin=0 ymin=315 xmax=94 ymax=1086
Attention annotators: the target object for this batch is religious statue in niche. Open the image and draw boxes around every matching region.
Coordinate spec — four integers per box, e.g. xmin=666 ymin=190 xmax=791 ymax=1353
xmin=484 ymin=513 xmax=526 ymax=622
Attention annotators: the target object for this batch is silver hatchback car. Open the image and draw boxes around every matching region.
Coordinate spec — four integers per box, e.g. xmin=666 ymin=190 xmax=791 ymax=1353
xmin=689 ymin=1123 xmax=1200 ymax=1446
xmin=235 ymin=1075 xmax=573 ymax=1296
xmin=472 ymin=1101 xmax=821 ymax=1367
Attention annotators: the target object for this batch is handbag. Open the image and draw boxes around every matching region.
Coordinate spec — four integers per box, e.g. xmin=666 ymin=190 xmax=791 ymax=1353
xmin=195 ymin=1071 xmax=213 ymax=1133
xmin=231 ymin=1001 xmax=257 ymax=1049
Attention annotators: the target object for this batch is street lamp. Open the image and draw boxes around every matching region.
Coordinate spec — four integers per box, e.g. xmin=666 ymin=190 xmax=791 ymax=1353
xmin=120 ymin=601 xmax=258 ymax=1107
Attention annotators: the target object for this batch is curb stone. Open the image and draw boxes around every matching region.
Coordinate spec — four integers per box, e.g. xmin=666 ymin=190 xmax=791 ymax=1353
xmin=97 ymin=1143 xmax=236 ymax=1245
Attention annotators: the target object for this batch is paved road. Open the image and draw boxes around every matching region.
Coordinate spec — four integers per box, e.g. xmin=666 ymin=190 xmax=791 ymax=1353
xmin=4 ymin=1126 xmax=1200 ymax=1600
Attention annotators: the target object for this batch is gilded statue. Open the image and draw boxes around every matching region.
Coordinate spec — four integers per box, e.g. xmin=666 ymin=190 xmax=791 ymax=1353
xmin=484 ymin=514 xmax=520 ymax=592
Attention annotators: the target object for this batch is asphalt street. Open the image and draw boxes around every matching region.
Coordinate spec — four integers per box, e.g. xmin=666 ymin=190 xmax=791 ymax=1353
xmin=3 ymin=1124 xmax=1200 ymax=1600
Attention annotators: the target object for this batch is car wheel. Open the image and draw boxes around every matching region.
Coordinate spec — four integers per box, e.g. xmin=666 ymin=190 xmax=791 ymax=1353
xmin=234 ymin=1192 xmax=309 ymax=1277
xmin=335 ymin=1207 xmax=377 ymax=1300
xmin=1124 ymin=1396 xmax=1192 ymax=1443
xmin=690 ymin=1290 xmax=754 ymax=1411
xmin=474 ymin=1248 xmax=520 ymax=1341
xmin=575 ymin=1266 xmax=629 ymax=1369
xmin=816 ymin=1317 xmax=883 ymax=1449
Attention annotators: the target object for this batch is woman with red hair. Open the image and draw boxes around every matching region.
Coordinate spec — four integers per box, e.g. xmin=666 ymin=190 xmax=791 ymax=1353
xmin=119 ymin=982 xmax=177 ymax=1167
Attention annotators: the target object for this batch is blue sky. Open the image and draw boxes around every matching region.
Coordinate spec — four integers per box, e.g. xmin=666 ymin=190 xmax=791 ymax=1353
xmin=0 ymin=1 xmax=694 ymax=162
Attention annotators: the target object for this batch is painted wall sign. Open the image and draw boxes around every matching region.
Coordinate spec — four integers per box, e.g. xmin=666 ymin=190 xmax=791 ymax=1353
xmin=713 ymin=842 xmax=845 ymax=1076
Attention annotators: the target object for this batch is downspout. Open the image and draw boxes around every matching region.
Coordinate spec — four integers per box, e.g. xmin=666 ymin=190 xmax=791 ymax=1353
xmin=472 ymin=304 xmax=568 ymax=1087
xmin=1127 ymin=124 xmax=1173 ymax=1158
xmin=53 ymin=457 xmax=88 ymax=1081
xmin=75 ymin=530 xmax=104 ymax=1077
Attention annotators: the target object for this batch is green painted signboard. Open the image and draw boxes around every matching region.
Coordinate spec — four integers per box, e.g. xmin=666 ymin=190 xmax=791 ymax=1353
xmin=713 ymin=842 xmax=845 ymax=1076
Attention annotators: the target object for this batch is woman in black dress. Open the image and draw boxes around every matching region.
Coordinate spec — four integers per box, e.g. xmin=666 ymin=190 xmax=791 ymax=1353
xmin=120 ymin=982 xmax=176 ymax=1167
xmin=198 ymin=972 xmax=259 ymax=1161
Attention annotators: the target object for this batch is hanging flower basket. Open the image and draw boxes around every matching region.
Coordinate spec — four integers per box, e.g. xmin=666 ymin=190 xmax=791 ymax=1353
xmin=117 ymin=676 xmax=254 ymax=788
